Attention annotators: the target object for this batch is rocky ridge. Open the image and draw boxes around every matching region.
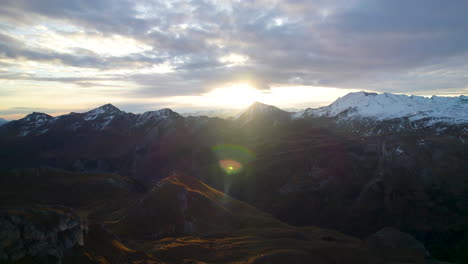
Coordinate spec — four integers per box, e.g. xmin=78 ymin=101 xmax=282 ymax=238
xmin=0 ymin=206 xmax=84 ymax=263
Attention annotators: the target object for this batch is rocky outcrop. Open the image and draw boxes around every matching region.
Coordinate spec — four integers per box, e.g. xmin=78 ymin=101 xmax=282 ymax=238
xmin=0 ymin=206 xmax=84 ymax=263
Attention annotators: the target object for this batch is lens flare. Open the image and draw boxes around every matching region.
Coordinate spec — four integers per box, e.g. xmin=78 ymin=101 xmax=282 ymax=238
xmin=212 ymin=144 xmax=255 ymax=174
xmin=219 ymin=159 xmax=243 ymax=174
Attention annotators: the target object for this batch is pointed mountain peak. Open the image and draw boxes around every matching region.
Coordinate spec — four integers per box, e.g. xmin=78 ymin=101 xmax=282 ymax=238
xmin=84 ymin=103 xmax=122 ymax=120
xmin=91 ymin=103 xmax=121 ymax=113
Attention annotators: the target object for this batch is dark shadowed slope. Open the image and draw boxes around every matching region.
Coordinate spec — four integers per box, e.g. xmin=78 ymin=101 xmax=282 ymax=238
xmin=0 ymin=170 xmax=441 ymax=263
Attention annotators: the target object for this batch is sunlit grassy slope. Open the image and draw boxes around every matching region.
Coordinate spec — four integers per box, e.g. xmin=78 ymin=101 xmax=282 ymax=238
xmin=1 ymin=169 xmax=434 ymax=263
xmin=101 ymin=174 xmax=425 ymax=264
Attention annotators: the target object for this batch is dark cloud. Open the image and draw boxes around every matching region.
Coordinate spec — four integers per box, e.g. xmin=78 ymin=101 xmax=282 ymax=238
xmin=0 ymin=0 xmax=467 ymax=96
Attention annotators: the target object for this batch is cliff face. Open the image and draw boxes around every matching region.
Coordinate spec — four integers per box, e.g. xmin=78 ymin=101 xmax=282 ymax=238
xmin=0 ymin=206 xmax=84 ymax=263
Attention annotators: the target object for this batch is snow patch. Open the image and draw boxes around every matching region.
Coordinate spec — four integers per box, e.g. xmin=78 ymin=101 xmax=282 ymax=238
xmin=135 ymin=109 xmax=175 ymax=126
xmin=94 ymin=115 xmax=115 ymax=130
xmin=84 ymin=104 xmax=121 ymax=121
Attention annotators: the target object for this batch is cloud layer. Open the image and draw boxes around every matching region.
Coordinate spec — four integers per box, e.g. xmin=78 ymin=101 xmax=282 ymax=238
xmin=1 ymin=0 xmax=467 ymax=116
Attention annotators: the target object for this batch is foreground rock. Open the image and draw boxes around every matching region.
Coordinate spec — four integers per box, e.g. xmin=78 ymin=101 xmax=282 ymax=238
xmin=0 ymin=206 xmax=83 ymax=263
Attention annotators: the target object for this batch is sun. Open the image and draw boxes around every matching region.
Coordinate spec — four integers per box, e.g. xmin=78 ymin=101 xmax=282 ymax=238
xmin=204 ymin=83 xmax=263 ymax=108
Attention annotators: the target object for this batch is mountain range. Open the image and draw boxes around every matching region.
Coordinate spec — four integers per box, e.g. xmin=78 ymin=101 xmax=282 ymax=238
xmin=2 ymin=92 xmax=467 ymax=137
xmin=0 ymin=91 xmax=466 ymax=263
xmin=295 ymin=92 xmax=467 ymax=123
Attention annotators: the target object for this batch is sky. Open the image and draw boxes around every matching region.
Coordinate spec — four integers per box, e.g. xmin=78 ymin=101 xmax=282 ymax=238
xmin=1 ymin=0 xmax=468 ymax=120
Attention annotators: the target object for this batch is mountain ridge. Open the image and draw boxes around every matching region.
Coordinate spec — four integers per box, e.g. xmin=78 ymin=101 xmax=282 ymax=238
xmin=4 ymin=91 xmax=468 ymax=124
xmin=294 ymin=91 xmax=468 ymax=124
xmin=1 ymin=91 xmax=466 ymax=139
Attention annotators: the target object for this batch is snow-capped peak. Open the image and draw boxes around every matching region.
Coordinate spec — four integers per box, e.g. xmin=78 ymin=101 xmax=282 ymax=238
xmin=10 ymin=112 xmax=54 ymax=136
xmin=84 ymin=104 xmax=122 ymax=121
xmin=135 ymin=108 xmax=178 ymax=126
xmin=299 ymin=91 xmax=467 ymax=124
xmin=23 ymin=112 xmax=53 ymax=123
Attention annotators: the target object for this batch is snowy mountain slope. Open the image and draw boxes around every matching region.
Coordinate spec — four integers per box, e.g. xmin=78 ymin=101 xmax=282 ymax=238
xmin=2 ymin=112 xmax=54 ymax=137
xmin=294 ymin=91 xmax=468 ymax=124
xmin=83 ymin=103 xmax=123 ymax=121
xmin=0 ymin=104 xmax=184 ymax=137
xmin=135 ymin=108 xmax=180 ymax=127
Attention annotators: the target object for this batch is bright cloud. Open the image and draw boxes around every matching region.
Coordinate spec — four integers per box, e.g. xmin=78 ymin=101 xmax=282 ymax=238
xmin=219 ymin=54 xmax=249 ymax=66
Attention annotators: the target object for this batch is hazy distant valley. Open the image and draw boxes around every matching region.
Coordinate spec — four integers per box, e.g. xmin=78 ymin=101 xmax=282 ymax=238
xmin=0 ymin=92 xmax=467 ymax=264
